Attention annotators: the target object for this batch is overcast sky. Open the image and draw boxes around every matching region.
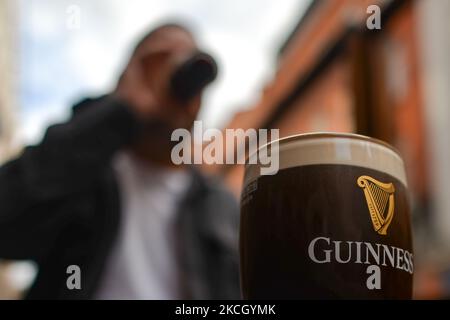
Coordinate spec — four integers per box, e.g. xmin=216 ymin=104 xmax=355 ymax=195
xmin=17 ymin=0 xmax=310 ymax=144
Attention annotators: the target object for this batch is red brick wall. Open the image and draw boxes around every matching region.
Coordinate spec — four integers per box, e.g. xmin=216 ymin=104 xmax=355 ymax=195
xmin=372 ymin=1 xmax=428 ymax=199
xmin=273 ymin=55 xmax=355 ymax=136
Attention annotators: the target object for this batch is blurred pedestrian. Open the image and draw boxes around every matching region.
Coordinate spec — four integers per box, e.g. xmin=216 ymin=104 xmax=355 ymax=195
xmin=0 ymin=23 xmax=240 ymax=300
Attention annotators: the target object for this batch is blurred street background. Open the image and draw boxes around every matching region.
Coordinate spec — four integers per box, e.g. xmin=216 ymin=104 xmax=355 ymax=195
xmin=1 ymin=0 xmax=450 ymax=299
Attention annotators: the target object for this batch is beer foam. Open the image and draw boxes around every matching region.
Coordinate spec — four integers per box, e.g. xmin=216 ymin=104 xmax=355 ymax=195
xmin=244 ymin=132 xmax=408 ymax=187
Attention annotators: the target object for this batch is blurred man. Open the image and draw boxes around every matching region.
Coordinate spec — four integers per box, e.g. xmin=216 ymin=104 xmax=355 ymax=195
xmin=0 ymin=24 xmax=240 ymax=299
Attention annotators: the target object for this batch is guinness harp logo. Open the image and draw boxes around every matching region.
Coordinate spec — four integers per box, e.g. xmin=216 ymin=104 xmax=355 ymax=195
xmin=357 ymin=175 xmax=395 ymax=235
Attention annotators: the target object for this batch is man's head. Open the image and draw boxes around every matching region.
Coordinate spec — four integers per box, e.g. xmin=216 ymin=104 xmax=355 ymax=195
xmin=116 ymin=23 xmax=207 ymax=166
xmin=122 ymin=23 xmax=202 ymax=127
xmin=132 ymin=23 xmax=196 ymax=58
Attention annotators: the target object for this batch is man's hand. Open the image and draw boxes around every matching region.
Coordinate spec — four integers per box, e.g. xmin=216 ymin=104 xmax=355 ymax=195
xmin=114 ymin=48 xmax=201 ymax=131
xmin=114 ymin=58 xmax=160 ymax=120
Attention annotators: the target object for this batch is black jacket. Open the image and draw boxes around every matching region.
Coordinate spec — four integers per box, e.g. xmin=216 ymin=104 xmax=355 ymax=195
xmin=0 ymin=96 xmax=240 ymax=299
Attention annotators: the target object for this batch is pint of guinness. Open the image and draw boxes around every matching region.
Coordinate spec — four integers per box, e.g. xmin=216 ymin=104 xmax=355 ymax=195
xmin=240 ymin=133 xmax=413 ymax=299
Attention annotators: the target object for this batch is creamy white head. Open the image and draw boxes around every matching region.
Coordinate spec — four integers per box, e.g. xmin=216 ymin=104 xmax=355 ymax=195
xmin=244 ymin=132 xmax=408 ymax=188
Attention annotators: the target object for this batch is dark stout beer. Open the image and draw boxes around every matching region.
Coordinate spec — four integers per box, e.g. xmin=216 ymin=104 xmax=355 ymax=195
xmin=240 ymin=133 xmax=413 ymax=299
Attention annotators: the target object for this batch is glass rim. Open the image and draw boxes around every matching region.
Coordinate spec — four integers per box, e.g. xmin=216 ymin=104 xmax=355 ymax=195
xmin=267 ymin=132 xmax=402 ymax=158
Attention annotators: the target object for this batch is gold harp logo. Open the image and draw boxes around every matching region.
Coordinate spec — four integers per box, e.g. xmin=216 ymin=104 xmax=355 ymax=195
xmin=357 ymin=175 xmax=395 ymax=235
